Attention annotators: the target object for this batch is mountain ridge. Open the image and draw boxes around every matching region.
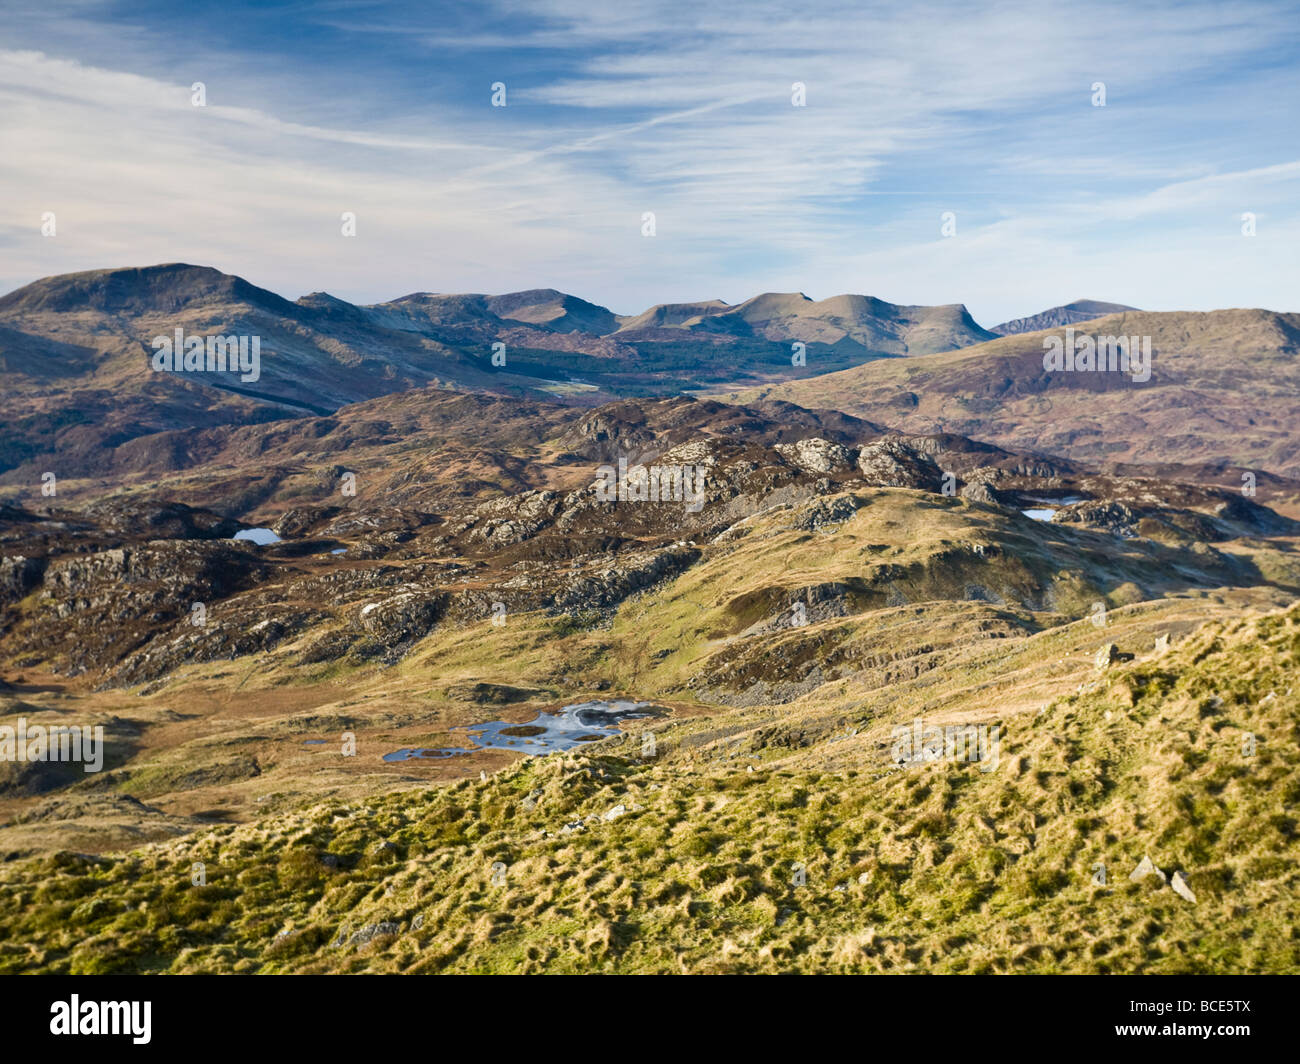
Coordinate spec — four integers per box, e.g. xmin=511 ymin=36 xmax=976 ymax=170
xmin=990 ymin=299 xmax=1141 ymax=336
xmin=729 ymin=307 xmax=1300 ymax=477
xmin=4 ymin=264 xmax=1298 ymax=484
xmin=0 ymin=265 xmax=993 ymax=348
xmin=0 ymin=264 xmax=1001 ymax=481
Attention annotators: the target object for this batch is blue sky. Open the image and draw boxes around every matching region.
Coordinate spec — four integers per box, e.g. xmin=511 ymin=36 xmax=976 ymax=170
xmin=1 ymin=0 xmax=1298 ymax=325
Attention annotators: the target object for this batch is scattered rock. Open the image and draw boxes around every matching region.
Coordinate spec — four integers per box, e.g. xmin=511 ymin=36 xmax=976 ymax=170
xmin=1129 ymin=854 xmax=1167 ymax=886
xmin=346 ymin=921 xmax=401 ymax=947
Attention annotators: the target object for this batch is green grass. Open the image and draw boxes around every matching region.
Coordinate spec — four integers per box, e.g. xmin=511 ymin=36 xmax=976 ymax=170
xmin=2 ymin=600 xmax=1298 ymax=973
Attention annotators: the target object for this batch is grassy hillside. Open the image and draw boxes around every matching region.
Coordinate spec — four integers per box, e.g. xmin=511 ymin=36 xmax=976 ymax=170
xmin=726 ymin=309 xmax=1300 ymax=479
xmin=2 ymin=586 xmax=1297 ymax=973
xmin=5 ymin=483 xmax=1294 ymax=858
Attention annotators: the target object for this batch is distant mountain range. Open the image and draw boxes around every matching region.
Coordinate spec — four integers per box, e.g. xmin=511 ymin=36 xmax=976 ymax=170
xmin=736 ymin=307 xmax=1300 ymax=477
xmin=1 ymin=263 xmax=1291 ymax=486
xmin=0 ymin=264 xmax=998 ymax=406
xmin=0 ymin=263 xmax=1001 ymax=479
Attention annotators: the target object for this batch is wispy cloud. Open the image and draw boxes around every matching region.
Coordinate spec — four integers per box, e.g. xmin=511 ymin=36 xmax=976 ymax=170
xmin=1 ymin=0 xmax=1297 ymax=323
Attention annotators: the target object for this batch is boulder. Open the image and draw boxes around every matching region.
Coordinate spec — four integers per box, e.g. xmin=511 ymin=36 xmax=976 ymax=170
xmin=855 ymin=437 xmax=943 ymax=491
xmin=1095 ymin=643 xmax=1120 ymax=669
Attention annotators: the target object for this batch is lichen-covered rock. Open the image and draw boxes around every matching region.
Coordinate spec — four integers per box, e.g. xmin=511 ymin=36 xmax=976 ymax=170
xmin=774 ymin=437 xmax=854 ymax=475
xmin=960 ymin=481 xmax=1001 ymax=505
xmin=0 ymin=555 xmax=45 ymax=605
xmin=552 ymin=546 xmax=699 ymax=613
xmin=1056 ymin=501 xmax=1141 ymax=538
xmin=357 ymin=590 xmax=449 ymax=643
xmin=459 ymin=490 xmax=561 ymax=547
xmin=1095 ymin=643 xmax=1120 ymax=669
xmin=855 ymin=437 xmax=943 ymax=491
xmin=792 ymin=495 xmax=860 ymax=532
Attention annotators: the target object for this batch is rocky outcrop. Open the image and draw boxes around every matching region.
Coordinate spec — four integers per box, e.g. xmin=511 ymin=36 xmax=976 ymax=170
xmin=792 ymin=495 xmax=861 ymax=532
xmin=856 ymin=437 xmax=943 ymax=491
xmin=41 ymin=541 xmax=266 ymax=619
xmin=960 ymin=481 xmax=1002 ymax=505
xmin=112 ymin=604 xmax=327 ymax=685
xmin=1055 ymin=501 xmax=1141 ymax=538
xmin=1213 ymin=495 xmax=1298 ymax=536
xmin=774 ymin=437 xmax=854 ymax=475
xmin=10 ymin=540 xmax=270 ymax=678
xmin=357 ymin=590 xmax=450 ymax=644
xmin=551 ymin=546 xmax=700 ymax=613
xmin=456 ymin=490 xmax=562 ymax=548
xmin=80 ymin=500 xmax=241 ymax=540
xmin=0 ymin=555 xmax=45 ymax=605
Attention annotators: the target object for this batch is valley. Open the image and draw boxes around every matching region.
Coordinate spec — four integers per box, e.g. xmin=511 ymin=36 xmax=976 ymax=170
xmin=1 ymin=266 xmax=1297 ymax=974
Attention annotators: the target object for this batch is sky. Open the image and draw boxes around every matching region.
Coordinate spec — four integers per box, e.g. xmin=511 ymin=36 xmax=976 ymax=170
xmin=1 ymin=0 xmax=1298 ymax=326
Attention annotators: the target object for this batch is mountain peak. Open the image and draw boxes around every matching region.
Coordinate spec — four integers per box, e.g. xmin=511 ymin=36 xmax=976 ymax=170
xmin=0 ymin=263 xmax=294 ymax=317
xmin=483 ymin=289 xmax=618 ymax=334
xmin=991 ymin=300 xmax=1140 ymax=336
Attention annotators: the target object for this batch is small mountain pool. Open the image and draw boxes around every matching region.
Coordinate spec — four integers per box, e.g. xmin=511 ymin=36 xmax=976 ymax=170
xmin=232 ymin=528 xmax=282 ymax=545
xmin=1020 ymin=494 xmax=1087 ymax=522
xmin=383 ymin=699 xmax=660 ymax=762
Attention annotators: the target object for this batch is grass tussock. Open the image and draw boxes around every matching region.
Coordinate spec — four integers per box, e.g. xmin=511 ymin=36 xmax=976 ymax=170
xmin=1 ymin=602 xmax=1298 ymax=974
